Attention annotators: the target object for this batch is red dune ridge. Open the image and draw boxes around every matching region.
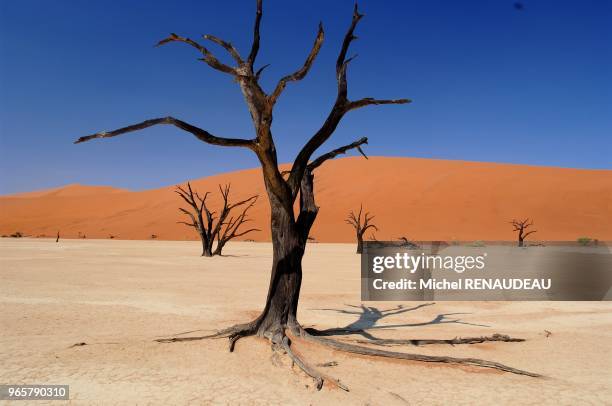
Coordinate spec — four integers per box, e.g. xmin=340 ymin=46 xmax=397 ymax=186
xmin=1 ymin=157 xmax=611 ymax=242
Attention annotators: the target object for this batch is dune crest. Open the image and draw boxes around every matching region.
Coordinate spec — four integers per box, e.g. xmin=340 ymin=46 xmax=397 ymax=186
xmin=1 ymin=157 xmax=610 ymax=242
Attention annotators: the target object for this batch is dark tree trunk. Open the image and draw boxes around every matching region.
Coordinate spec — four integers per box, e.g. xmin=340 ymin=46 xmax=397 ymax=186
xmin=518 ymin=235 xmax=524 ymax=247
xmin=254 ymin=170 xmax=319 ymax=338
xmin=213 ymin=239 xmax=226 ymax=256
xmin=200 ymin=232 xmax=213 ymax=257
xmin=213 ymin=242 xmax=223 ymax=256
xmin=255 ymin=197 xmax=305 ymax=337
xmin=356 ymin=233 xmax=364 ymax=254
xmin=202 ymin=245 xmax=213 ymax=257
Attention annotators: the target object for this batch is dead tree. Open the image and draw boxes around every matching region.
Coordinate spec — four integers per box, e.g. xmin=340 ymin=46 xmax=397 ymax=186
xmin=176 ymin=182 xmax=258 ymax=256
xmin=346 ymin=205 xmax=377 ymax=254
xmin=510 ymin=218 xmax=537 ymax=247
xmin=56 ymin=231 xmax=60 ymax=243
xmin=213 ymin=185 xmax=259 ymax=256
xmin=75 ymin=1 xmax=538 ymax=390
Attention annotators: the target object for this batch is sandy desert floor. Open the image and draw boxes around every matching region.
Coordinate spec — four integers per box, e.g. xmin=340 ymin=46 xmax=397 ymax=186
xmin=1 ymin=239 xmax=611 ymax=405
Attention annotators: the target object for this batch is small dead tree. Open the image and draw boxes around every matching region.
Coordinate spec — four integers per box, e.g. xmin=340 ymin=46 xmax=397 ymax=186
xmin=510 ymin=218 xmax=537 ymax=247
xmin=176 ymin=182 xmax=258 ymax=256
xmin=56 ymin=231 xmax=60 ymax=243
xmin=346 ymin=205 xmax=377 ymax=254
xmin=213 ymin=185 xmax=259 ymax=256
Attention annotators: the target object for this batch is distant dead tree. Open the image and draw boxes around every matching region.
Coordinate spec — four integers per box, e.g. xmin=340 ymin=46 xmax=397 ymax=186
xmin=510 ymin=218 xmax=537 ymax=247
xmin=56 ymin=231 xmax=60 ymax=243
xmin=346 ymin=205 xmax=378 ymax=254
xmin=398 ymin=236 xmax=420 ymax=249
xmin=213 ymin=185 xmax=260 ymax=256
xmin=175 ymin=182 xmax=259 ymax=256
xmin=74 ymin=0 xmax=537 ymax=389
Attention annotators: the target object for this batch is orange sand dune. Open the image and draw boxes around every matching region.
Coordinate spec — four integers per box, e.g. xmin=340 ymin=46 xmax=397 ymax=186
xmin=1 ymin=157 xmax=611 ymax=242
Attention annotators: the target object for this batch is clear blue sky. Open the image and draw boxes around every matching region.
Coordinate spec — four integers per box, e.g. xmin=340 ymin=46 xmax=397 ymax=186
xmin=1 ymin=0 xmax=610 ymax=194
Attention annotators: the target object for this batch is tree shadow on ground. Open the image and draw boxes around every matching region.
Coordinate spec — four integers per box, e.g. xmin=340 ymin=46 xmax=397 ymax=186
xmin=308 ymin=303 xmax=490 ymax=341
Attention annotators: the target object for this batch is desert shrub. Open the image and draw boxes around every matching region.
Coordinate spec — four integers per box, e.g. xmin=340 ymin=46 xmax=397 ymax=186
xmin=10 ymin=231 xmax=23 ymax=238
xmin=151 ymin=234 xmax=158 ymax=239
xmin=577 ymin=237 xmax=592 ymax=246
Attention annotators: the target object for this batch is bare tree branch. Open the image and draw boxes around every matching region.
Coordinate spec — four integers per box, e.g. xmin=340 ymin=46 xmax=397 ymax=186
xmin=269 ymin=23 xmax=325 ymax=105
xmin=177 ymin=220 xmax=197 ymax=227
xmin=255 ymin=64 xmax=270 ymax=80
xmin=202 ymin=34 xmax=244 ymax=65
xmin=247 ymin=0 xmax=263 ymax=70
xmin=280 ymin=137 xmax=368 ymax=177
xmin=347 ymin=97 xmax=412 ymax=111
xmin=308 ymin=137 xmax=368 ymax=171
xmin=74 ymin=117 xmax=254 ymax=148
xmin=156 ymin=33 xmax=236 ymax=74
xmin=287 ymin=4 xmax=409 ymax=196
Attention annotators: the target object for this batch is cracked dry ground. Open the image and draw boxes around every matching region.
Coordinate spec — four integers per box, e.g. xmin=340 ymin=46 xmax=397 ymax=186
xmin=1 ymin=239 xmax=611 ymax=405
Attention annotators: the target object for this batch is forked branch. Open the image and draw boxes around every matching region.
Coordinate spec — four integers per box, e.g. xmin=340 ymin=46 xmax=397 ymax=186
xmin=156 ymin=33 xmax=236 ymax=75
xmin=288 ymin=4 xmax=410 ymax=196
xmin=308 ymin=137 xmax=368 ymax=171
xmin=269 ymin=23 xmax=325 ymax=105
xmin=283 ymin=137 xmax=369 ymax=177
xmin=203 ymin=34 xmax=244 ymax=65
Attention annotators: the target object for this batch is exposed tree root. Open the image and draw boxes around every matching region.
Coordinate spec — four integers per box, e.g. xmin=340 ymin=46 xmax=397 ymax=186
xmin=154 ymin=320 xmax=541 ymax=391
xmin=295 ymin=328 xmax=540 ymax=378
xmin=69 ymin=342 xmax=88 ymax=348
xmin=154 ymin=321 xmax=256 ymax=343
xmin=277 ymin=334 xmax=349 ymax=391
xmin=316 ymin=361 xmax=339 ymax=368
xmin=354 ymin=333 xmax=525 ymax=347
